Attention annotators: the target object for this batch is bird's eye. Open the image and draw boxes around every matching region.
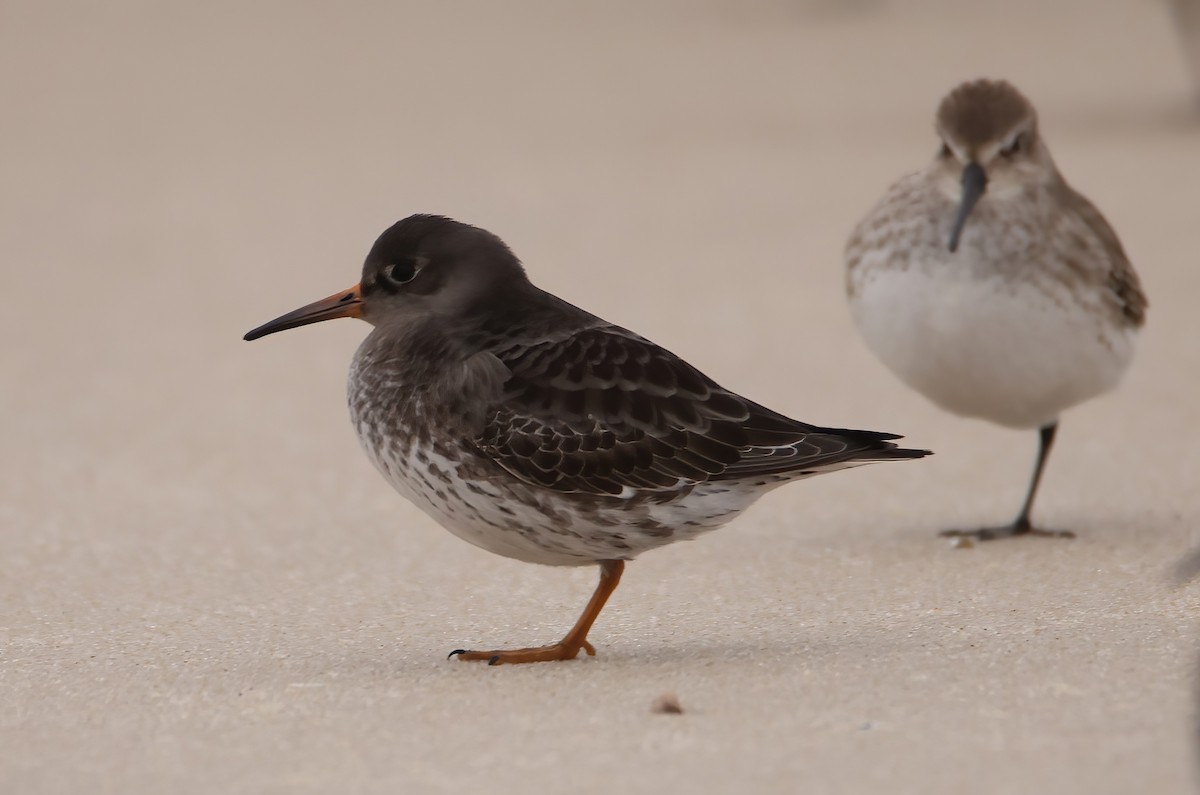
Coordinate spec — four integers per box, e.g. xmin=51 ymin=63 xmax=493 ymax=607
xmin=1000 ymin=133 xmax=1024 ymax=158
xmin=385 ymin=259 xmax=418 ymax=284
xmin=938 ymin=142 xmax=952 ymax=159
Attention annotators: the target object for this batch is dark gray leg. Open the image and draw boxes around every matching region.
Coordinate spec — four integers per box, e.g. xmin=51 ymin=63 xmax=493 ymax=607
xmin=942 ymin=422 xmax=1075 ymax=541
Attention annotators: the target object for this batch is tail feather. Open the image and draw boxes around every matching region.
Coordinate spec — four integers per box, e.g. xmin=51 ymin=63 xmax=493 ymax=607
xmin=815 ymin=425 xmax=932 ymax=461
xmin=717 ymin=425 xmax=931 ymax=481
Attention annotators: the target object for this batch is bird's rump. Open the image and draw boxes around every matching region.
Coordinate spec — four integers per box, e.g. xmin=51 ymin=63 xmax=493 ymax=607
xmin=471 ymin=326 xmax=925 ymax=496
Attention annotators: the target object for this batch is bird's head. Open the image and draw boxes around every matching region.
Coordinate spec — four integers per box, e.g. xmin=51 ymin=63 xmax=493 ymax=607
xmin=930 ymin=79 xmax=1053 ymax=252
xmin=244 ymin=215 xmax=528 ymax=341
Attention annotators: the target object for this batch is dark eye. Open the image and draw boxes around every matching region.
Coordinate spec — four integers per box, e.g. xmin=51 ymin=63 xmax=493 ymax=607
xmin=938 ymin=142 xmax=952 ymax=159
xmin=385 ymin=259 xmax=418 ymax=284
xmin=1000 ymin=133 xmax=1024 ymax=158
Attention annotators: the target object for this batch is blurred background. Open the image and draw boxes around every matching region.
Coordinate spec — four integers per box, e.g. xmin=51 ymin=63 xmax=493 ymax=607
xmin=2 ymin=1 xmax=1199 ymax=793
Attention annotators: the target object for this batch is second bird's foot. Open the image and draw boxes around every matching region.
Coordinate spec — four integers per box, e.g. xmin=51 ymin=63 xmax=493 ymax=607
xmin=940 ymin=523 xmax=1076 ymax=541
xmin=448 ymin=639 xmax=597 ymax=665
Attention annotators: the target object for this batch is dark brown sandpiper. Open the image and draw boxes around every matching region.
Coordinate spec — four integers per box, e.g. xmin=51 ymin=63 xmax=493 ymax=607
xmin=246 ymin=214 xmax=929 ymax=664
xmin=846 ymin=79 xmax=1147 ymax=541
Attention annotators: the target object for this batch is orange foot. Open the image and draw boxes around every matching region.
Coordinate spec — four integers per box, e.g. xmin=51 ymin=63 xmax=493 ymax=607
xmin=449 ymin=639 xmax=596 ymax=665
xmin=446 ymin=560 xmax=624 ymax=666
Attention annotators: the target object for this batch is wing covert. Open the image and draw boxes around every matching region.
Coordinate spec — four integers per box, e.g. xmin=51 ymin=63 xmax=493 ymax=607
xmin=470 ymin=326 xmax=908 ymax=496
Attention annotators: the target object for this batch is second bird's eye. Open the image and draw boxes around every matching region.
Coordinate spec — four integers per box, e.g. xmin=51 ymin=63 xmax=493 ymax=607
xmin=1000 ymin=133 xmax=1024 ymax=158
xmin=385 ymin=259 xmax=418 ymax=284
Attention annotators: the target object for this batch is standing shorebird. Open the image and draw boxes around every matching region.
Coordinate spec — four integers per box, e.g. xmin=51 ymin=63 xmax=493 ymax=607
xmin=246 ymin=214 xmax=929 ymax=664
xmin=845 ymin=79 xmax=1147 ymax=541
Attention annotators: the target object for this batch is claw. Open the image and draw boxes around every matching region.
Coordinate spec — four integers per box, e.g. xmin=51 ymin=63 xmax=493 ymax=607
xmin=448 ymin=641 xmax=593 ymax=664
xmin=939 ymin=525 xmax=1076 ymax=541
xmin=444 ymin=560 xmax=624 ymax=666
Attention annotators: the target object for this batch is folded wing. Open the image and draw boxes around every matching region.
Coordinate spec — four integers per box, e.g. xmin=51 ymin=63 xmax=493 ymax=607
xmin=471 ymin=326 xmax=925 ymax=497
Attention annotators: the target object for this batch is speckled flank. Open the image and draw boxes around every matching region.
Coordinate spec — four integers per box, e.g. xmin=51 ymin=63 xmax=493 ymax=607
xmin=351 ymin=347 xmax=805 ymax=566
xmin=340 ymin=216 xmax=927 ymax=567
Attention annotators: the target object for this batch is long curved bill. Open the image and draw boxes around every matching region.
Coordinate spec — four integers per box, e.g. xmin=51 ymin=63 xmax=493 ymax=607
xmin=947 ymin=161 xmax=988 ymax=253
xmin=244 ymin=284 xmax=363 ymax=341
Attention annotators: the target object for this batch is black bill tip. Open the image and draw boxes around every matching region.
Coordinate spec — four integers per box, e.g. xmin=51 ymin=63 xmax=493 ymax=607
xmin=948 ymin=161 xmax=988 ymax=253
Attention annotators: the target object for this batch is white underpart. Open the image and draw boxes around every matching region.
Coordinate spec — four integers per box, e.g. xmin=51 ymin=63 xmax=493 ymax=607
xmin=354 ymin=425 xmax=785 ymax=566
xmin=362 ymin=438 xmax=562 ymax=562
xmin=849 ymin=214 xmax=1136 ymax=429
xmin=349 ymin=344 xmax=869 ymax=566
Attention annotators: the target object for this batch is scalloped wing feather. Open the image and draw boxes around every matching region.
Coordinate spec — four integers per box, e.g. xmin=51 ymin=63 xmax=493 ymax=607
xmin=472 ymin=327 xmax=920 ymax=496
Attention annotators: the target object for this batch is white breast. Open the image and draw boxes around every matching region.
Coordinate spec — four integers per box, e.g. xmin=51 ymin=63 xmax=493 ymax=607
xmin=849 ymin=251 xmax=1135 ymax=429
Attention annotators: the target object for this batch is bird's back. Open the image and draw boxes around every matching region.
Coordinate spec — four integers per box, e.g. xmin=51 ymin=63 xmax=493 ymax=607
xmin=466 ymin=288 xmax=927 ymax=498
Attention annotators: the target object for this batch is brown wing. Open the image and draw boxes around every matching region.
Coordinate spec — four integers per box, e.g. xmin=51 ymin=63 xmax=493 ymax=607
xmin=1067 ymin=185 xmax=1147 ymax=328
xmin=472 ymin=326 xmax=924 ymax=497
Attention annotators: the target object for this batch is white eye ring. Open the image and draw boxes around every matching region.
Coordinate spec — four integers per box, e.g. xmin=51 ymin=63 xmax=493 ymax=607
xmin=999 ymin=132 xmax=1025 ymax=157
xmin=385 ymin=259 xmax=419 ymax=284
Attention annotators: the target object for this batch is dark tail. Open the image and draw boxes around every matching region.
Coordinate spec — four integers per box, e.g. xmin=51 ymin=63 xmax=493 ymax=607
xmin=718 ymin=421 xmax=931 ymax=481
xmin=817 ymin=426 xmax=932 ymax=462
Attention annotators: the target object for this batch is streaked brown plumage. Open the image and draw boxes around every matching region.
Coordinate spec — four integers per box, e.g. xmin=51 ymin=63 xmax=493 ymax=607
xmin=846 ymin=79 xmax=1146 ymax=541
xmin=247 ymin=214 xmax=929 ymax=663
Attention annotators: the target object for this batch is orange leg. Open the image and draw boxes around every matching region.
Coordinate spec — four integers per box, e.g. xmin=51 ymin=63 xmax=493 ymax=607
xmin=450 ymin=560 xmax=624 ymax=665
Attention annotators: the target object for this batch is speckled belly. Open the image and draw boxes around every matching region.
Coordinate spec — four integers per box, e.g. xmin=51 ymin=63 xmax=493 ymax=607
xmin=350 ymin=407 xmax=771 ymax=567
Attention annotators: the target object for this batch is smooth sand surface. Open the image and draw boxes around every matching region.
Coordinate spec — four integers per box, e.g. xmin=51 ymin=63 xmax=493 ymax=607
xmin=3 ymin=2 xmax=1200 ymax=793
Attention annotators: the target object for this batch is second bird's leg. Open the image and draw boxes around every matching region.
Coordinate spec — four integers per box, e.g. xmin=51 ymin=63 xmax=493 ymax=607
xmin=450 ymin=559 xmax=625 ymax=665
xmin=1008 ymin=422 xmax=1073 ymax=537
xmin=942 ymin=422 xmax=1074 ymax=540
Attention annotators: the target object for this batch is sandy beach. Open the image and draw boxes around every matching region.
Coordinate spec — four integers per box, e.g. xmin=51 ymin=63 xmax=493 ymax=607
xmin=2 ymin=1 xmax=1199 ymax=792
